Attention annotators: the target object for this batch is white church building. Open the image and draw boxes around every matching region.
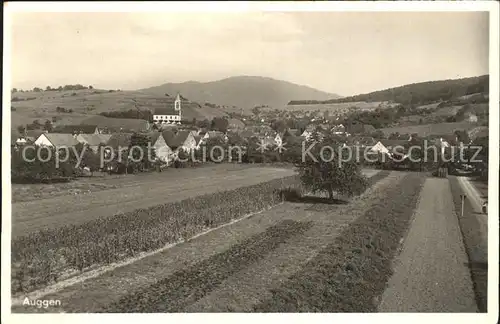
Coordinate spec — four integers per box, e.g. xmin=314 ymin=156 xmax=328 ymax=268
xmin=153 ymin=93 xmax=182 ymax=124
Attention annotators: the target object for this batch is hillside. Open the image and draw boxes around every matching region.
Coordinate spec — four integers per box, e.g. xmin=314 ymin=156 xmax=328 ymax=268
xmin=139 ymin=76 xmax=340 ymax=110
xmin=288 ymin=75 xmax=489 ymax=106
xmin=10 ymin=89 xmax=228 ymax=129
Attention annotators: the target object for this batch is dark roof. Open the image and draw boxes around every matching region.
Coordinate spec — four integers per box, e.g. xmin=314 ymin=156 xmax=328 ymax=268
xmin=53 ymin=124 xmax=98 ymax=134
xmin=81 ymin=116 xmax=149 ymax=132
xmin=107 ymin=133 xmax=133 ymax=148
xmin=161 ymin=129 xmax=192 ymax=149
xmin=143 ymin=131 xmax=162 ymax=144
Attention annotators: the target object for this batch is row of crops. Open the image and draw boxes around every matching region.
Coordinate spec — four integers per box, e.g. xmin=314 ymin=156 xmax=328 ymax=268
xmin=12 ymin=175 xmax=301 ymax=294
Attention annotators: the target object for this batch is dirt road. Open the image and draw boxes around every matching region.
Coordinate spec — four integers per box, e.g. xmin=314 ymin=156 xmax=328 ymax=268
xmin=378 ymin=178 xmax=477 ymax=312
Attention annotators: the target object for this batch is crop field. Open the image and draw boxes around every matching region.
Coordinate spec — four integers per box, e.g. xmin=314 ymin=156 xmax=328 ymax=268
xmin=12 ymin=169 xmax=435 ymax=313
xmin=380 ymin=121 xmax=477 ymax=137
xmin=282 ymin=101 xmax=398 ymax=114
xmin=11 ymin=165 xmax=294 ymax=237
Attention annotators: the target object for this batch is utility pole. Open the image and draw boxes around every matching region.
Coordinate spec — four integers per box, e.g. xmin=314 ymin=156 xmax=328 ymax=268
xmin=460 ymin=194 xmax=467 ymax=218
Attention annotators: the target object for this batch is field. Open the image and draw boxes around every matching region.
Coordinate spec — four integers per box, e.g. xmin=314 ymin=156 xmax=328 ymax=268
xmin=12 ymin=164 xmax=293 ymax=237
xmin=10 ymin=166 xmax=484 ymax=313
xmin=10 ymin=89 xmax=228 ymax=129
xmin=282 ymin=101 xmax=399 ymax=114
xmin=379 ymin=121 xmax=478 ymax=137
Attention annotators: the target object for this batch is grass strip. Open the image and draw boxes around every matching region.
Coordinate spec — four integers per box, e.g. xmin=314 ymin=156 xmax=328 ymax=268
xmin=101 ymin=220 xmax=313 ymax=313
xmin=254 ymin=172 xmax=425 ymax=312
xmin=12 ymin=176 xmax=301 ymax=294
xmin=448 ymin=176 xmax=487 ymax=312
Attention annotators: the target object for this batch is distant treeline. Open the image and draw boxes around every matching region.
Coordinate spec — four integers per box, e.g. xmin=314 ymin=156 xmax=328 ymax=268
xmin=288 ymin=75 xmax=489 ymax=106
xmin=12 ymin=84 xmax=94 ymax=93
xmin=100 ymin=109 xmax=153 ymax=121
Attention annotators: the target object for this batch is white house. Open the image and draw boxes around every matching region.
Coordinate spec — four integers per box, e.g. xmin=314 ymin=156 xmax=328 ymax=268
xmin=301 ymin=130 xmax=313 ymax=140
xmin=153 ymin=93 xmax=182 ymax=125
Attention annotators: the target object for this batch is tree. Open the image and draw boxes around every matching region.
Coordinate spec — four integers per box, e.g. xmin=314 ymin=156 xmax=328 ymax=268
xmin=371 ymin=130 xmax=385 ymax=139
xmin=211 ymin=117 xmax=229 ymax=133
xmin=46 ymin=86 xmax=52 ymax=91
xmin=197 ymin=119 xmax=210 ymax=129
xmin=33 ymin=87 xmax=43 ymax=92
xmin=32 ymin=119 xmax=41 ymax=127
xmin=17 ymin=125 xmax=26 ymax=134
xmin=12 ymin=88 xmax=18 ymax=93
xmin=296 ymin=135 xmax=369 ymax=201
xmin=271 ymin=119 xmax=287 ymax=133
xmin=252 ymin=107 xmax=261 ymax=116
xmin=89 ymin=85 xmax=94 ymax=90
xmin=43 ymin=120 xmax=53 ymax=132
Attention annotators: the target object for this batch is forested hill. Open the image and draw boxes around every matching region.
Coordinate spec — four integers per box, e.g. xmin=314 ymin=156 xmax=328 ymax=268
xmin=288 ymin=75 xmax=489 ymax=106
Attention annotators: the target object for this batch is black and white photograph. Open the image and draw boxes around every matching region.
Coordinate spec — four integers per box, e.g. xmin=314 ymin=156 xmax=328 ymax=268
xmin=2 ymin=1 xmax=498 ymax=322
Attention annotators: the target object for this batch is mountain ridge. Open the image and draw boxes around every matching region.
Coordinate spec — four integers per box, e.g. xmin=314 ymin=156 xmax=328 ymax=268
xmin=139 ymin=75 xmax=340 ymax=110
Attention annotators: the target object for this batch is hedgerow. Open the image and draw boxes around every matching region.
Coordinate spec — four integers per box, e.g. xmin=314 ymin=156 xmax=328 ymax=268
xmin=12 ymin=175 xmax=301 ymax=294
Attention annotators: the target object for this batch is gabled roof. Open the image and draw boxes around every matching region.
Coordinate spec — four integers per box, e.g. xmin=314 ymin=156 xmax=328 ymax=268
xmin=78 ymin=134 xmax=112 ymax=146
xmin=142 ymin=131 xmax=162 ymax=144
xmin=39 ymin=133 xmax=80 ymax=147
xmin=53 ymin=124 xmax=98 ymax=134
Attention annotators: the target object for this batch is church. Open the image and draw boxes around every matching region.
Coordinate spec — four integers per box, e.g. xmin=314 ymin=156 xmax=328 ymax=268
xmin=153 ymin=93 xmax=182 ymax=124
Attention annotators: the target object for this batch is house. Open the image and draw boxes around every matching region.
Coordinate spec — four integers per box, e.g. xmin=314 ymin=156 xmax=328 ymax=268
xmin=76 ymin=133 xmax=112 ymax=152
xmin=33 ymin=133 xmax=80 ymax=148
xmin=53 ymin=124 xmax=100 ymax=135
xmin=153 ymin=93 xmax=182 ymax=125
xmin=81 ymin=116 xmax=150 ymax=133
xmin=370 ymin=140 xmax=408 ymax=155
xmin=331 ymin=124 xmax=346 ymax=135
xmin=301 ymin=129 xmax=313 ymax=140
xmin=349 ymin=136 xmax=377 ymax=148
xmin=228 ymin=118 xmax=245 ymax=130
xmin=202 ymin=131 xmax=228 ymax=144
xmin=15 ymin=130 xmax=46 ymax=145
xmin=143 ymin=131 xmax=173 ymax=162
xmin=163 ymin=129 xmax=197 ymax=152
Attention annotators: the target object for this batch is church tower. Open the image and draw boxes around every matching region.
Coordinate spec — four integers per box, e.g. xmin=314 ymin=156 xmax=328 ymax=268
xmin=174 ymin=93 xmax=182 ymax=124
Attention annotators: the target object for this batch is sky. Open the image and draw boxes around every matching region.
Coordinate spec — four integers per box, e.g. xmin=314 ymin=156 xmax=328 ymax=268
xmin=9 ymin=11 xmax=489 ymax=96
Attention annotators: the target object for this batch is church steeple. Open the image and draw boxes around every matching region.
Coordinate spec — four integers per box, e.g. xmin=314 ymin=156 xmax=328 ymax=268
xmin=174 ymin=93 xmax=181 ymax=111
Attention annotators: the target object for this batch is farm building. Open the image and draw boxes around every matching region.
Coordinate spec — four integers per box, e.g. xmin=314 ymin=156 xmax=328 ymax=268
xmin=52 ymin=124 xmax=100 ymax=135
xmin=370 ymin=139 xmax=408 ymax=154
xmin=153 ymin=93 xmax=182 ymax=125
xmin=33 ymin=133 xmax=80 ymax=148
xmin=76 ymin=134 xmax=112 ymax=152
xmin=142 ymin=131 xmax=173 ymax=162
xmin=162 ymin=129 xmax=197 ymax=152
xmin=81 ymin=116 xmax=150 ymax=133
